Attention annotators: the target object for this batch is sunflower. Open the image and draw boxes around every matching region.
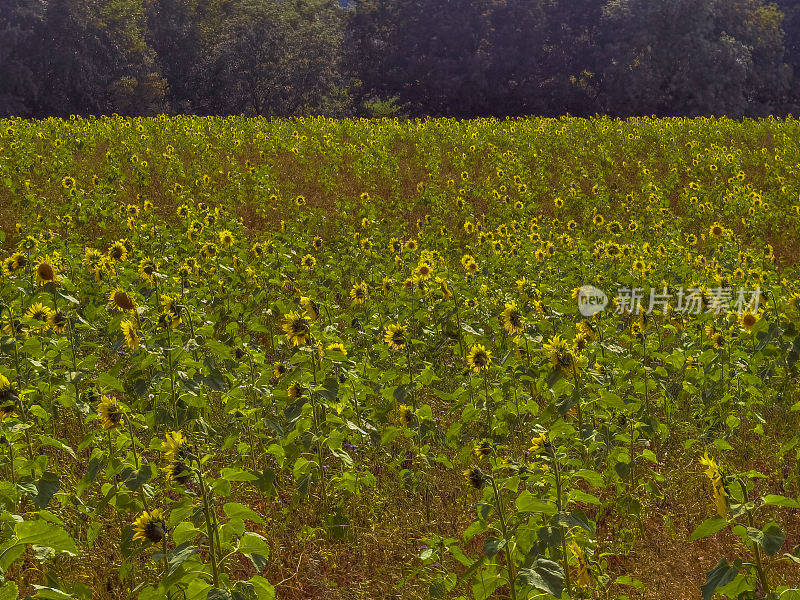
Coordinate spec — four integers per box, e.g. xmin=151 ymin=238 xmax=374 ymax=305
xmin=301 ymin=254 xmax=316 ymax=270
xmin=569 ymin=541 xmax=592 ymax=587
xmin=467 ymin=344 xmax=492 ymax=372
xmin=288 ymin=382 xmax=307 ymax=399
xmin=709 ymin=222 xmax=724 ymax=238
xmin=501 ymin=302 xmax=524 ymax=336
xmin=711 ymin=333 xmax=725 ymax=349
xmin=325 ymin=342 xmax=347 ymax=356
xmin=35 ymin=259 xmax=57 ymax=284
xmin=48 ymin=310 xmax=67 ymax=334
xmin=472 ymin=440 xmax=493 ymax=459
xmin=0 ymin=374 xmax=17 ymax=420
xmin=121 ymin=320 xmax=140 ymax=350
xmin=161 ymin=430 xmax=187 ymax=463
xmin=739 ymin=311 xmax=758 ymax=331
xmin=26 ymin=302 xmax=52 ymax=324
xmin=699 ymin=453 xmax=728 ymax=517
xmin=2 ymin=256 xmax=19 ymax=276
xmin=132 ymin=509 xmax=166 ymax=545
xmin=97 ymin=395 xmax=122 ymax=429
xmin=272 ymin=363 xmax=287 ymax=379
xmin=108 ymin=288 xmax=136 ymax=312
xmin=543 ymin=335 xmax=574 ymax=370
xmin=529 ymin=432 xmax=548 ymax=454
xmin=414 ymin=263 xmax=432 ymax=280
xmin=384 ymin=324 xmax=408 ymax=351
xmin=350 ymin=282 xmax=368 ymax=305
xmin=300 ymin=296 xmax=319 ymax=321
xmin=283 ymin=311 xmax=311 ymax=346
xmin=108 ymin=241 xmax=128 ymax=262
xmin=464 ymin=467 xmax=486 ymax=489
xmin=312 ymin=236 xmax=323 ymax=251
xmin=218 ymin=230 xmax=234 ymax=247
xmin=138 ymin=258 xmax=157 ymax=283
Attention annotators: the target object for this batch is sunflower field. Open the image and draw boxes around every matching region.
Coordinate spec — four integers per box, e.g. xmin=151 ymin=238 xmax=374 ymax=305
xmin=1 ymin=116 xmax=800 ymax=600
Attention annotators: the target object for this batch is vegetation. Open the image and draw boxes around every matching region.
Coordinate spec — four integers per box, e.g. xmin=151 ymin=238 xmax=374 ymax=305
xmin=2 ymin=0 xmax=800 ymax=118
xmin=1 ymin=115 xmax=800 ymax=599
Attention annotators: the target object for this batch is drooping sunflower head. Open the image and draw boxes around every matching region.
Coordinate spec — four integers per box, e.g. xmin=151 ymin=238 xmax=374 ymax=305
xmin=529 ymin=431 xmax=549 ymax=454
xmin=472 ymin=440 xmax=493 ymax=460
xmin=120 ymin=320 xmax=140 ymax=350
xmin=467 ymin=344 xmax=492 ymax=372
xmin=288 ymin=382 xmax=307 ymax=399
xmin=161 ymin=430 xmax=187 ymax=463
xmin=35 ymin=259 xmax=57 ymax=284
xmin=132 ymin=509 xmax=166 ymax=545
xmin=97 ymin=395 xmax=122 ymax=429
xmin=384 ymin=324 xmax=408 ymax=351
xmin=300 ymin=296 xmax=319 ymax=321
xmin=325 ymin=342 xmax=347 ymax=356
xmin=0 ymin=374 xmax=17 ymax=412
xmin=464 ymin=467 xmax=486 ymax=489
xmin=109 ymin=288 xmax=136 ymax=312
xmin=282 ymin=311 xmax=311 ymax=346
xmin=273 ymin=363 xmax=287 ymax=380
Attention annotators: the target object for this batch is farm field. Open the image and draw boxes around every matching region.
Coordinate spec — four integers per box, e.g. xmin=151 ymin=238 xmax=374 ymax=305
xmin=1 ymin=115 xmax=800 ymax=600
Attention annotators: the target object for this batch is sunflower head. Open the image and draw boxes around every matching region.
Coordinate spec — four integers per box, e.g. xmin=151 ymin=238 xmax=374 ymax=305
xmin=97 ymin=395 xmax=122 ymax=429
xmin=543 ymin=335 xmax=575 ymax=370
xmin=36 ymin=259 xmax=57 ymax=284
xmin=467 ymin=344 xmax=492 ymax=372
xmin=109 ymin=288 xmax=136 ymax=312
xmin=384 ymin=324 xmax=408 ymax=351
xmin=464 ymin=467 xmax=486 ymax=489
xmin=48 ymin=310 xmax=67 ymax=334
xmin=350 ymin=282 xmax=368 ymax=305
xmin=132 ymin=509 xmax=166 ymax=544
xmin=501 ymin=302 xmax=524 ymax=336
xmin=282 ymin=311 xmax=311 ymax=346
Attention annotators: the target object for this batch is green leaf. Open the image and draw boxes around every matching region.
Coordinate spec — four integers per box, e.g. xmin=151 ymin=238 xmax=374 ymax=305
xmin=248 ymin=576 xmax=275 ymax=600
xmin=224 ymin=502 xmax=265 ymax=524
xmin=762 ymin=494 xmax=799 ymax=509
xmin=32 ymin=586 xmax=74 ymax=600
xmin=689 ymin=516 xmax=728 ymax=541
xmin=14 ymin=520 xmax=77 ymax=554
xmin=517 ymin=558 xmax=564 ymax=597
xmin=598 ymin=390 xmax=625 ymax=410
xmin=0 ymin=581 xmax=19 ymax=600
xmin=483 ymin=536 xmax=506 ymax=558
xmin=238 ymin=532 xmax=269 ymax=558
xmin=515 ymin=490 xmax=557 ymax=515
xmin=701 ymin=558 xmax=741 ymax=600
xmin=747 ymin=523 xmax=785 ymax=555
xmin=220 ymin=468 xmax=258 ymax=482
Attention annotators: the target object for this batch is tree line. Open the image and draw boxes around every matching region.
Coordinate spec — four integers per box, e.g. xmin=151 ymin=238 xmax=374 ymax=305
xmin=2 ymin=0 xmax=799 ymax=118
